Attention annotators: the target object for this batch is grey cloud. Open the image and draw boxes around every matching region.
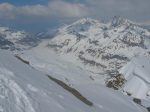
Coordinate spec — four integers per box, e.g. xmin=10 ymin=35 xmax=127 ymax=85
xmin=0 ymin=0 xmax=149 ymax=22
xmin=0 ymin=0 xmax=150 ymax=32
xmin=0 ymin=3 xmax=16 ymax=19
xmin=48 ymin=1 xmax=88 ymax=18
xmin=0 ymin=0 xmax=89 ymax=19
xmin=85 ymin=0 xmax=150 ymax=22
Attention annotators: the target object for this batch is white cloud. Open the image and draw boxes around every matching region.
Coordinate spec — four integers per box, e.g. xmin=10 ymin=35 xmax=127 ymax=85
xmin=18 ymin=4 xmax=51 ymax=17
xmin=48 ymin=1 xmax=88 ymax=18
xmin=0 ymin=3 xmax=16 ymax=19
xmin=0 ymin=1 xmax=89 ymax=19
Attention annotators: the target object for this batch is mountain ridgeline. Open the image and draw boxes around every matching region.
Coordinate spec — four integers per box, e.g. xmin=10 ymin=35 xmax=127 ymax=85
xmin=47 ymin=17 xmax=150 ymax=75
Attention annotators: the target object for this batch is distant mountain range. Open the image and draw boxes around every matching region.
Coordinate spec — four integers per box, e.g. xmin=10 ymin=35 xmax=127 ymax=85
xmin=0 ymin=27 xmax=48 ymax=50
xmin=47 ymin=16 xmax=150 ymax=75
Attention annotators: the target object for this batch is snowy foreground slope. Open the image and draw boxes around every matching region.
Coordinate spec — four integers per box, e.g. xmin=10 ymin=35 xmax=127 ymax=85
xmin=0 ymin=50 xmax=147 ymax=112
xmin=120 ymin=56 xmax=150 ymax=100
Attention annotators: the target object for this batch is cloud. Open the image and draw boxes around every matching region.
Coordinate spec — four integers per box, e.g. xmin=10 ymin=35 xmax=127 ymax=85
xmin=0 ymin=0 xmax=149 ymax=22
xmin=85 ymin=0 xmax=150 ymax=22
xmin=0 ymin=3 xmax=16 ymax=19
xmin=0 ymin=0 xmax=150 ymax=32
xmin=0 ymin=0 xmax=89 ymax=19
xmin=48 ymin=1 xmax=88 ymax=18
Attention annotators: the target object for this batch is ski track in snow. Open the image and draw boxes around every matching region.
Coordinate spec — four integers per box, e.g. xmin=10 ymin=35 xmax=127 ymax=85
xmin=0 ymin=68 xmax=36 ymax=112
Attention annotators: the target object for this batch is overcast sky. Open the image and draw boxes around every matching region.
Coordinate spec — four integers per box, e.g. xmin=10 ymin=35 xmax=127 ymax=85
xmin=0 ymin=0 xmax=150 ymax=32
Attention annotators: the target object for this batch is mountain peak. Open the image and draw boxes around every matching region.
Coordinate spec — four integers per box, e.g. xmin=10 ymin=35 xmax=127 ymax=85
xmin=0 ymin=26 xmax=10 ymax=32
xmin=59 ymin=18 xmax=102 ymax=33
xmin=111 ymin=16 xmax=132 ymax=27
xmin=72 ymin=18 xmax=100 ymax=25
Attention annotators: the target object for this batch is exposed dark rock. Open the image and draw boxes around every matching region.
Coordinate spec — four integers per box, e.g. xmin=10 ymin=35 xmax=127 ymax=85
xmin=106 ymin=73 xmax=125 ymax=90
xmin=15 ymin=55 xmax=30 ymax=65
xmin=147 ymin=107 xmax=150 ymax=112
xmin=88 ymin=39 xmax=99 ymax=46
xmin=133 ymin=98 xmax=141 ymax=105
xmin=121 ymin=34 xmax=147 ymax=49
xmin=47 ymin=75 xmax=93 ymax=106
xmin=47 ymin=44 xmax=63 ymax=49
xmin=79 ymin=55 xmax=107 ymax=68
xmin=102 ymin=54 xmax=129 ymax=61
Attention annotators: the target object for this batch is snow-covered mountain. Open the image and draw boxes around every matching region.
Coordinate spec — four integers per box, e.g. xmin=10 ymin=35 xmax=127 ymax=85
xmin=0 ymin=27 xmax=27 ymax=42
xmin=0 ymin=27 xmax=42 ymax=50
xmin=47 ymin=17 xmax=150 ymax=75
xmin=0 ymin=49 xmax=147 ymax=112
xmin=1 ymin=17 xmax=150 ymax=112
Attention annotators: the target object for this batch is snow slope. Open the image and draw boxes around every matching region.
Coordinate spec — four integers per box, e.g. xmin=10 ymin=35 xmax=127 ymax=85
xmin=0 ymin=50 xmax=146 ymax=112
xmin=120 ymin=56 xmax=150 ymax=100
xmin=18 ymin=41 xmax=108 ymax=86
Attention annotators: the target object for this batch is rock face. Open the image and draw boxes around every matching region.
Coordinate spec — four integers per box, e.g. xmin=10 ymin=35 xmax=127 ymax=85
xmin=47 ymin=17 xmax=150 ymax=75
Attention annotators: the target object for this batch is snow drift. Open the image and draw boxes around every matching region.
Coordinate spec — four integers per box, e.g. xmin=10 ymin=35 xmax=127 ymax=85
xmin=120 ymin=56 xmax=150 ymax=100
